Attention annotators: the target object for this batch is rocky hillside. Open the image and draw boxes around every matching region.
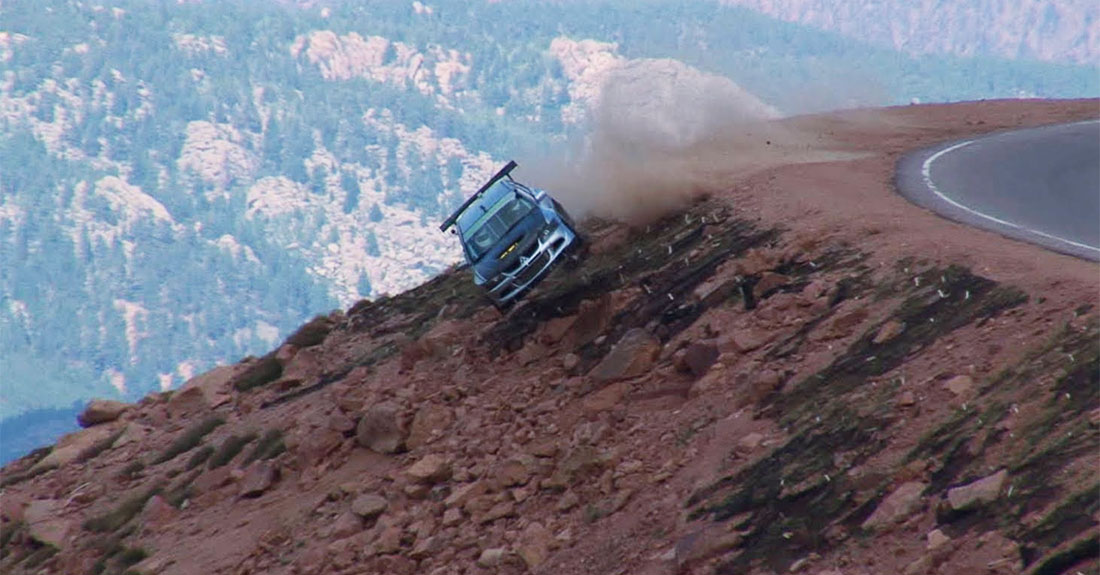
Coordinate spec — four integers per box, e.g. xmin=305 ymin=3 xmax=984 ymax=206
xmin=0 ymin=99 xmax=1096 ymax=575
xmin=3 ymin=0 xmax=1098 ymax=444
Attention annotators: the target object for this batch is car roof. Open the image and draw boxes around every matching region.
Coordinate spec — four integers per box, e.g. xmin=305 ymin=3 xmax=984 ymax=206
xmin=455 ymin=178 xmax=516 ymax=234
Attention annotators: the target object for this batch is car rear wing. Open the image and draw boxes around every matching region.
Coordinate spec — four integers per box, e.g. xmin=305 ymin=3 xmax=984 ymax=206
xmin=439 ymin=160 xmax=518 ymax=232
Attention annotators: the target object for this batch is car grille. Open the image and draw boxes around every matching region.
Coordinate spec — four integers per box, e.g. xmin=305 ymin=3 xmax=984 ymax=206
xmin=513 ymin=250 xmax=552 ymax=287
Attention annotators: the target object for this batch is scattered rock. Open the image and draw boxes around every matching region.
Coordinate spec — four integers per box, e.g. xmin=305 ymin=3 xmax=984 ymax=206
xmin=275 ymin=343 xmax=298 ymax=366
xmin=113 ymin=423 xmax=154 ymax=448
xmin=527 ymin=438 xmax=560 ymax=459
xmin=141 ymin=495 xmax=179 ymax=530
xmin=478 ymin=501 xmax=516 ymax=524
xmin=582 ymin=382 xmax=628 ymax=413
xmin=351 ymin=494 xmax=388 ymax=519
xmin=801 ymin=279 xmax=829 ymax=301
xmin=566 ymin=295 xmax=613 ymax=349
xmin=734 ymin=248 xmax=778 ymax=276
xmin=754 ymin=271 xmax=791 ymax=299
xmin=823 ymin=307 xmax=869 ymax=339
xmin=192 ymin=467 xmax=233 ymax=494
xmin=176 ymin=364 xmax=238 ymax=411
xmin=677 ymin=342 xmax=719 ymax=378
xmin=926 ymin=528 xmax=951 ymax=550
xmin=944 ymin=375 xmax=974 ymax=396
xmin=873 ymin=319 xmax=905 ymax=344
xmin=903 ymin=555 xmax=934 ymax=575
xmin=477 ymin=548 xmax=508 ymax=568
xmin=719 ymin=328 xmax=772 ymax=354
xmin=24 ymin=499 xmax=72 ymax=549
xmin=77 ymin=399 xmax=130 ymax=427
xmin=331 ymin=511 xmax=362 ymax=538
xmin=556 ymin=490 xmax=579 ymax=511
xmin=675 ymin=526 xmax=742 ymax=571
xmin=545 ymin=446 xmax=614 ymax=488
xmin=356 ymin=402 xmax=407 ymax=454
xmin=410 ymin=535 xmax=446 ymax=560
xmin=165 ymin=386 xmax=211 ymax=419
xmin=327 ymin=412 xmax=356 ymax=434
xmin=515 ymin=340 xmax=549 ymax=366
xmin=0 ymin=492 xmax=28 ymax=523
xmin=947 ymin=469 xmax=1007 ymax=511
xmin=495 ymin=457 xmax=532 ymax=488
xmin=239 ymin=462 xmax=279 ymax=498
xmin=736 ymin=432 xmax=765 ymax=454
xmin=746 ymin=369 xmax=782 ymax=404
xmin=293 ymin=427 xmax=343 ymax=467
xmin=693 ymin=274 xmax=740 ymax=308
xmin=562 ymin=353 xmax=580 ymax=373
xmin=589 ymin=328 xmax=661 ymax=382
xmin=540 ymin=315 xmax=577 ymax=345
xmin=517 ymin=521 xmax=553 ymax=569
xmin=373 ymin=524 xmax=404 ymax=555
xmin=445 ymin=481 xmax=486 ymax=509
xmin=898 ymin=391 xmax=917 ymax=407
xmin=278 ymin=346 xmax=324 ymax=388
xmin=861 ymin=482 xmax=927 ymax=531
xmin=406 ymin=454 xmax=452 ymax=484
xmin=407 ymin=404 xmax=454 ymax=450
xmin=442 ymin=507 xmax=463 ymax=527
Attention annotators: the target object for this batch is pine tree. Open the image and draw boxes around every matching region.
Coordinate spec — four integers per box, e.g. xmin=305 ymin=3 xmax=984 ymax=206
xmin=356 ymin=273 xmax=372 ymax=298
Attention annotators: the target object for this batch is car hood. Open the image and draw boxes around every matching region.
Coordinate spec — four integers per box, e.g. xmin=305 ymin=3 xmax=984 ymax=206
xmin=472 ymin=209 xmax=547 ymax=283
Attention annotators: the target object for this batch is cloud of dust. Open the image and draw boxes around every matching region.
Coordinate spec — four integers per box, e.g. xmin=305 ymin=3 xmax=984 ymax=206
xmin=520 ymin=58 xmax=849 ymax=225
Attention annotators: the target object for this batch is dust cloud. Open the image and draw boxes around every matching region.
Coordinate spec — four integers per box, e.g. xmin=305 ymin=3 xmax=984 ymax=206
xmin=521 ymin=58 xmax=853 ymax=225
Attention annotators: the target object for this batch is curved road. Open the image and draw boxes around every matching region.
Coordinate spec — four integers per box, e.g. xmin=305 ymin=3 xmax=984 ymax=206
xmin=897 ymin=120 xmax=1100 ymax=261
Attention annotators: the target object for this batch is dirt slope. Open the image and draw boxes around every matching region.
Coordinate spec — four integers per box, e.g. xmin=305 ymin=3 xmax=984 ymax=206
xmin=1 ymin=99 xmax=1097 ymax=575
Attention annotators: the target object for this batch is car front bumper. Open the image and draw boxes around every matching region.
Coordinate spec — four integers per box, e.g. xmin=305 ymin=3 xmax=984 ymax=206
xmin=484 ymin=223 xmax=577 ymax=305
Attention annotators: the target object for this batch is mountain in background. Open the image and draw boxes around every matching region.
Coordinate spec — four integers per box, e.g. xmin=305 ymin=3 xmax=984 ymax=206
xmin=721 ymin=0 xmax=1098 ymax=64
xmin=0 ymin=0 xmax=1096 ymax=463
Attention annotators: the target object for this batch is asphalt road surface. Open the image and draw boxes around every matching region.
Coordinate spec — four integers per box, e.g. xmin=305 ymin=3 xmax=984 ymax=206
xmin=896 ymin=120 xmax=1100 ymax=261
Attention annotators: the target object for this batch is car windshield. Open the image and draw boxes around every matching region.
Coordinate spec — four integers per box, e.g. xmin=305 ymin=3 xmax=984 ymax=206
xmin=462 ymin=190 xmax=535 ymax=261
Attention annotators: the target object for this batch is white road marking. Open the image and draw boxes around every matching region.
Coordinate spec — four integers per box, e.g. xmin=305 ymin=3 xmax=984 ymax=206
xmin=921 ymin=138 xmax=1100 ymax=256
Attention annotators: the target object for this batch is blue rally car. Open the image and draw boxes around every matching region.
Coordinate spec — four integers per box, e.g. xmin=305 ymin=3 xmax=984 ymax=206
xmin=440 ymin=161 xmax=582 ymax=309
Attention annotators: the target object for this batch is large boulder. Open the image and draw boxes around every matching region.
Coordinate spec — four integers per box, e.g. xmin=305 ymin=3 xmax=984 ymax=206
xmin=405 ymin=454 xmax=452 ymax=484
xmin=588 ymin=328 xmax=661 ymax=383
xmin=675 ymin=341 xmax=719 ymax=378
xmin=77 ymin=399 xmax=130 ymax=427
xmin=350 ymin=494 xmax=388 ymax=519
xmin=861 ymin=482 xmax=927 ymax=531
xmin=356 ymin=402 xmax=407 ymax=454
xmin=947 ymin=469 xmax=1007 ymax=511
xmin=176 ymin=364 xmax=237 ymax=412
xmin=566 ymin=295 xmax=613 ymax=350
xmin=31 ymin=424 xmax=120 ymax=472
xmin=239 ymin=462 xmax=279 ymax=498
xmin=24 ymin=499 xmax=73 ymax=549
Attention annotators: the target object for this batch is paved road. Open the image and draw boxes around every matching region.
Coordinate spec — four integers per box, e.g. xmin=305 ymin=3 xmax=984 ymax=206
xmin=897 ymin=120 xmax=1100 ymax=261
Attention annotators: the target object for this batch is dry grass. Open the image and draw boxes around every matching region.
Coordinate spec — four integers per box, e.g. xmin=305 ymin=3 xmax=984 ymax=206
xmin=153 ymin=416 xmax=225 ymax=464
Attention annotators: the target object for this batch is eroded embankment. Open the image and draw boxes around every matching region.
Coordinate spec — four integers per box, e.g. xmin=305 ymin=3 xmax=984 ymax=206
xmin=1 ymin=191 xmax=1096 ymax=575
